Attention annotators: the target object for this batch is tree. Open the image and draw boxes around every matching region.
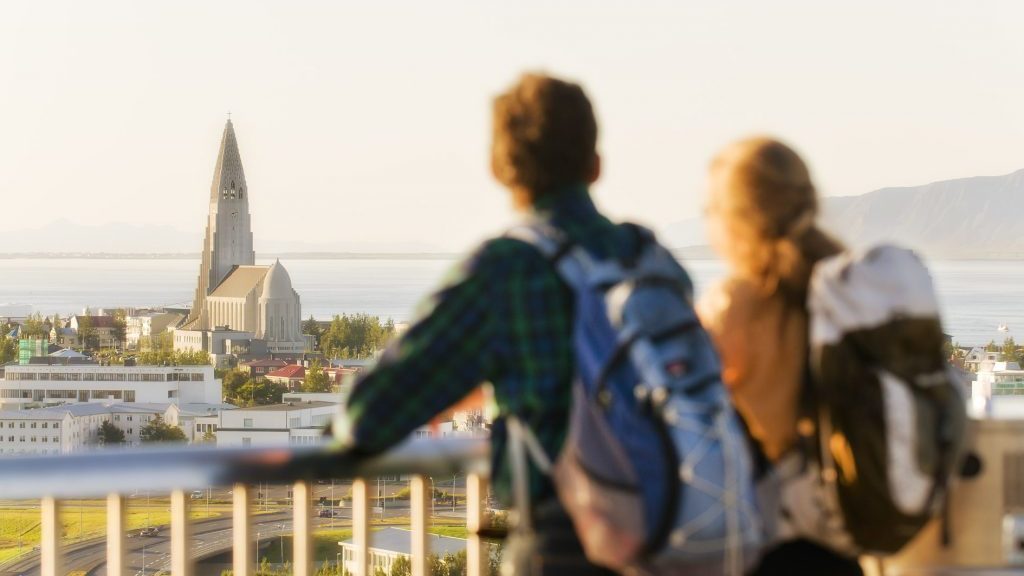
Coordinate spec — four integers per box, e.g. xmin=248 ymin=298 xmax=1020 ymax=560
xmin=21 ymin=313 xmax=47 ymax=339
xmin=221 ymin=369 xmax=250 ymax=401
xmin=77 ymin=312 xmax=98 ymax=350
xmin=111 ymin=309 xmax=127 ymax=351
xmin=98 ymin=420 xmax=126 ymax=445
xmin=302 ymin=359 xmax=331 ymax=393
xmin=321 ymin=314 xmax=397 ymax=359
xmin=135 ymin=332 xmax=210 ymax=366
xmin=389 ymin=555 xmax=411 ymax=576
xmin=202 ymin=429 xmax=216 ymax=443
xmin=140 ymin=415 xmax=187 ymax=443
xmin=302 ymin=316 xmax=323 ymax=350
xmin=229 ymin=379 xmax=288 ymax=407
xmin=1002 ymin=336 xmax=1017 ymax=359
xmin=0 ymin=334 xmax=16 ymax=364
xmin=985 ymin=339 xmax=999 ymax=352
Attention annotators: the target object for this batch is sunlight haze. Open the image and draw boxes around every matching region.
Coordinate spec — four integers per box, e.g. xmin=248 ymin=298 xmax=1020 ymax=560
xmin=2 ymin=1 xmax=1023 ymax=252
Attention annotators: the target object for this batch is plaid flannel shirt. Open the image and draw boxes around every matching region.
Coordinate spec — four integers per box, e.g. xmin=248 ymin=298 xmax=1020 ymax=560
xmin=338 ymin=185 xmax=641 ymax=504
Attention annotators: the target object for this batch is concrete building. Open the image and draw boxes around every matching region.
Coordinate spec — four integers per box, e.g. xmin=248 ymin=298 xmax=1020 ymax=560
xmin=972 ymin=360 xmax=1024 ymax=418
xmin=215 ymin=401 xmax=335 ymax=448
xmin=0 ymin=364 xmax=221 ymax=410
xmin=125 ymin=310 xmax=185 ymax=349
xmin=176 ymin=120 xmax=304 ymax=355
xmin=0 ymin=402 xmax=186 ymax=455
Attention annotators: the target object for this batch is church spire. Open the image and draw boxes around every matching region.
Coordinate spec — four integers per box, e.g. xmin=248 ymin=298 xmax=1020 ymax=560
xmin=183 ymin=119 xmax=256 ymax=330
xmin=210 ymin=118 xmax=248 ymax=203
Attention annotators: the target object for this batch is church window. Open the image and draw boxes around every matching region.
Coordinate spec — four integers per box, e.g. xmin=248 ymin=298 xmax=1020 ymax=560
xmin=239 ymin=188 xmax=244 ymax=199
xmin=222 ymin=188 xmax=229 ymax=200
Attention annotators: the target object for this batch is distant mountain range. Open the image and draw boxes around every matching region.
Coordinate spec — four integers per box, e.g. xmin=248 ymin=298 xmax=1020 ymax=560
xmin=4 ymin=169 xmax=1023 ymax=259
xmin=662 ymin=168 xmax=1024 ymax=259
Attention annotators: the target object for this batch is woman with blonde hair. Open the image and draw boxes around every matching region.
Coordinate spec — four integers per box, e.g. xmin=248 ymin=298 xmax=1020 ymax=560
xmin=697 ymin=137 xmax=862 ymax=575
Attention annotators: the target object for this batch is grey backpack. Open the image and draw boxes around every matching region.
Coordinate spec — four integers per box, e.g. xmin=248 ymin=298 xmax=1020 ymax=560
xmin=774 ymin=245 xmax=967 ymax=555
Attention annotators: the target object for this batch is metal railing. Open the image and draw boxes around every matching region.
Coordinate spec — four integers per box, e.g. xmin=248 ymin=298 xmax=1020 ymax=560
xmin=0 ymin=438 xmax=490 ymax=576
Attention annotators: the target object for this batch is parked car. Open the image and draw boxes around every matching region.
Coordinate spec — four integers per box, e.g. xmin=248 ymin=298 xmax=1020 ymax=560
xmin=317 ymin=509 xmax=335 ymax=518
xmin=139 ymin=527 xmax=159 ymax=537
xmin=190 ymin=490 xmax=204 ymax=500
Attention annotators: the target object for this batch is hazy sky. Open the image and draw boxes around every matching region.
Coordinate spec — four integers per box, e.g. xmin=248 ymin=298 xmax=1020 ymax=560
xmin=3 ymin=1 xmax=1023 ymax=252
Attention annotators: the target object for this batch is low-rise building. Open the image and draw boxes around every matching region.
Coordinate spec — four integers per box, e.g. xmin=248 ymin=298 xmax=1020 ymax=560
xmin=338 ymin=528 xmax=471 ymax=576
xmin=215 ymin=401 xmax=335 ymax=448
xmin=971 ymin=360 xmax=1024 ymax=418
xmin=0 ymin=403 xmax=175 ymax=455
xmin=68 ymin=315 xmax=121 ymax=349
xmin=265 ymin=364 xmax=306 ymax=390
xmin=125 ymin=310 xmax=186 ymax=349
xmin=239 ymin=359 xmax=288 ymax=379
xmin=0 ymin=364 xmax=221 ymax=410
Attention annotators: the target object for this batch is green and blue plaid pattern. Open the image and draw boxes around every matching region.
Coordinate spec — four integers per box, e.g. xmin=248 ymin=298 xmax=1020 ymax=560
xmin=342 ymin=185 xmax=639 ymax=503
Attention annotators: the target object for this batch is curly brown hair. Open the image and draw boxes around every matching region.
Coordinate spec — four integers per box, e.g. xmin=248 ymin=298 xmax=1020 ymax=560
xmin=491 ymin=73 xmax=598 ymax=200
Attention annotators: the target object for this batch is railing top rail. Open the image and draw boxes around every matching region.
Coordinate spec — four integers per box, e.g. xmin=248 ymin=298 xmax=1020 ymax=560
xmin=0 ymin=437 xmax=489 ymax=499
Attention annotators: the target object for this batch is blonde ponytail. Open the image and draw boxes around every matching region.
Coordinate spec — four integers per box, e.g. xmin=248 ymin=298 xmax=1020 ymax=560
xmin=708 ymin=137 xmax=842 ymax=305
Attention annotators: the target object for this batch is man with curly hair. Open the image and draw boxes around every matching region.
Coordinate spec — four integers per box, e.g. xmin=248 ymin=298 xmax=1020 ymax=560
xmin=334 ymin=73 xmax=654 ymax=574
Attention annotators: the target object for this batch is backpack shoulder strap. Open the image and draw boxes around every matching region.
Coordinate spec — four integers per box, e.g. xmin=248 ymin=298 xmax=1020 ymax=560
xmin=504 ymin=220 xmax=596 ymax=289
xmin=504 ymin=221 xmax=572 ymax=262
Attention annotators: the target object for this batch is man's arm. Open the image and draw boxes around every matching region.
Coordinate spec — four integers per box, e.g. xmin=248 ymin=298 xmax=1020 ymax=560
xmin=334 ymin=242 xmax=506 ymax=454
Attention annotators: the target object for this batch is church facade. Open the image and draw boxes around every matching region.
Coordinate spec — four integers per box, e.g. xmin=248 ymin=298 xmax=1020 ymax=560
xmin=175 ymin=120 xmax=305 ymax=356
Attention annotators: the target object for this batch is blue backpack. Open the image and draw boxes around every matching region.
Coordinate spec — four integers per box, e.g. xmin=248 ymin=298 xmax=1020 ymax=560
xmin=506 ymin=222 xmax=763 ymax=576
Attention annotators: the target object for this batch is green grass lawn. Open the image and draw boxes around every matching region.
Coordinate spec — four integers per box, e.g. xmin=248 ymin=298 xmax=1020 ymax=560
xmin=0 ymin=501 xmax=222 ymax=565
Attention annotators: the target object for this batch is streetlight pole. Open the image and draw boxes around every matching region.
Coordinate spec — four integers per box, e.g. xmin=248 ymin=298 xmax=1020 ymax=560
xmin=256 ymin=531 xmax=261 ymax=568
xmin=331 ymin=479 xmax=335 ymax=528
xmin=142 ymin=542 xmax=146 ymax=576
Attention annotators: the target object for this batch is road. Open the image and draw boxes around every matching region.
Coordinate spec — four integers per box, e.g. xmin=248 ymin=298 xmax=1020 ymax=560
xmin=1 ymin=505 xmax=466 ymax=576
xmin=0 ymin=477 xmax=469 ymax=576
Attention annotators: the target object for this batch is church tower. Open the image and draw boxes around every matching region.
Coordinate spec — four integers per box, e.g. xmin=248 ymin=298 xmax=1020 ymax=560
xmin=184 ymin=119 xmax=255 ymax=329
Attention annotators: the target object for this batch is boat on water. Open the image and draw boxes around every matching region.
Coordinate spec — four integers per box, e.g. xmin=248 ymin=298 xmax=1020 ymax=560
xmin=998 ymin=323 xmax=1009 ymax=332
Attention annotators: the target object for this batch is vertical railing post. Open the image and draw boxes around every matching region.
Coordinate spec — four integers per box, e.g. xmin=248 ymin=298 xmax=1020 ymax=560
xmin=171 ymin=489 xmax=193 ymax=576
xmin=233 ymin=483 xmax=253 ymax=576
xmin=353 ymin=477 xmax=370 ymax=576
xmin=466 ymin=473 xmax=487 ymax=576
xmin=107 ymin=493 xmax=126 ymax=576
xmin=410 ymin=475 xmax=429 ymax=576
xmin=293 ymin=480 xmax=313 ymax=576
xmin=40 ymin=496 xmax=62 ymax=576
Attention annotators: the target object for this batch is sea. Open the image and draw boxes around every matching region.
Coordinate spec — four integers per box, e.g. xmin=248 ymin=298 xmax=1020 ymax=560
xmin=0 ymin=257 xmax=1020 ymax=348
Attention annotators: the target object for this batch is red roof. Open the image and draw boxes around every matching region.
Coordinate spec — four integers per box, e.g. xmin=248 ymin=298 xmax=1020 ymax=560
xmin=242 ymin=359 xmax=289 ymax=368
xmin=266 ymin=365 xmax=305 ymax=379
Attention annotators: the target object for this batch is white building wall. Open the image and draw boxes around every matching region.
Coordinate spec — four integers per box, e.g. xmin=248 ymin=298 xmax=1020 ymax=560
xmin=0 ymin=365 xmax=221 ymax=409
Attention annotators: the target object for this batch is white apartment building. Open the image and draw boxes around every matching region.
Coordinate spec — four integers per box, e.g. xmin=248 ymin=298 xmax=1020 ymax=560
xmin=215 ymin=401 xmax=335 ymax=448
xmin=972 ymin=360 xmax=1024 ymax=418
xmin=0 ymin=364 xmax=221 ymax=410
xmin=0 ymin=403 xmax=174 ymax=456
xmin=125 ymin=310 xmax=185 ymax=349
